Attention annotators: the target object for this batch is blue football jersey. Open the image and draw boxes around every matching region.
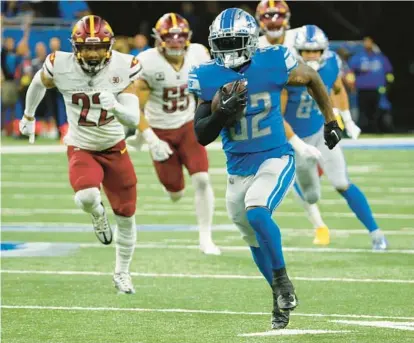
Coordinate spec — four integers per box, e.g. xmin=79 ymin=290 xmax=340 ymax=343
xmin=284 ymin=50 xmax=341 ymax=138
xmin=189 ymin=45 xmax=296 ymax=176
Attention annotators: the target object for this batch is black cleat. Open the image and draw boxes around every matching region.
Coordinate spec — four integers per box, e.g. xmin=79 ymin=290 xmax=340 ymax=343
xmin=272 ymin=270 xmax=298 ymax=313
xmin=271 ymin=307 xmax=290 ymax=329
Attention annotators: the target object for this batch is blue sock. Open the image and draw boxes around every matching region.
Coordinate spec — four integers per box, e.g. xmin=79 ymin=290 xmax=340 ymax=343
xmin=246 ymin=207 xmax=285 ymax=270
xmin=339 ymin=184 xmax=378 ymax=232
xmin=249 ymin=246 xmax=272 ymax=286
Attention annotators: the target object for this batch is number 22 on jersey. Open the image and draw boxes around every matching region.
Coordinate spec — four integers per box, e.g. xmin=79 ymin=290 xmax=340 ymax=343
xmin=72 ymin=92 xmax=114 ymax=127
xmin=230 ymin=92 xmax=272 ymax=141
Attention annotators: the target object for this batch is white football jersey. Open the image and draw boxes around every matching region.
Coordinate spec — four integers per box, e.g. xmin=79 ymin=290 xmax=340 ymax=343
xmin=137 ymin=43 xmax=210 ymax=129
xmin=43 ymin=50 xmax=142 ymax=151
xmin=258 ymin=28 xmax=300 ymax=49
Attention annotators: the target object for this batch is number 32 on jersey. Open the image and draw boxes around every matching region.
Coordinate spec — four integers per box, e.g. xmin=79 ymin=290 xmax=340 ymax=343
xmin=229 ymin=92 xmax=272 ymax=141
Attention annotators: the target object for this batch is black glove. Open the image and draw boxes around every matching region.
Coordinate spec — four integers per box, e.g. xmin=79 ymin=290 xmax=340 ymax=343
xmin=219 ymin=80 xmax=248 ymax=126
xmin=324 ymin=120 xmax=342 ymax=149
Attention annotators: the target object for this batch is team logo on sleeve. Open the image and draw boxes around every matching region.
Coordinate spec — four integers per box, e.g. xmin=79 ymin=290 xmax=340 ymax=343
xmin=130 ymin=57 xmax=139 ymax=68
xmin=49 ymin=52 xmax=56 ymax=66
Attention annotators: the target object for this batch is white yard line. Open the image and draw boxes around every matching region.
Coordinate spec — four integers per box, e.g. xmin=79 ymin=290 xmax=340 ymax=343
xmin=4 ymin=181 xmax=414 ymax=194
xmin=75 ymin=242 xmax=414 ymax=254
xmin=2 ymin=304 xmax=414 ymax=321
xmin=2 ymin=208 xmax=414 ymax=219
xmin=239 ymin=329 xmax=351 ymax=337
xmin=7 ymin=193 xmax=414 ymax=206
xmin=2 ymin=269 xmax=413 ymax=284
xmin=2 ymin=223 xmax=414 ymax=235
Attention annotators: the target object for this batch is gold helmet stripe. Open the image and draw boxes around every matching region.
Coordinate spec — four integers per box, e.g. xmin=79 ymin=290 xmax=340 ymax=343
xmin=170 ymin=13 xmax=178 ymax=27
xmin=89 ymin=15 xmax=95 ymax=37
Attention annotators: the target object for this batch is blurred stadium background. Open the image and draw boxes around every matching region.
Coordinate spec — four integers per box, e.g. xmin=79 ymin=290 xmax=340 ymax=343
xmin=2 ymin=0 xmax=414 ymax=139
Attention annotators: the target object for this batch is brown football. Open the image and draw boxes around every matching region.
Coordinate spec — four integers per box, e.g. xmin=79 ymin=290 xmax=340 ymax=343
xmin=211 ymin=79 xmax=247 ymax=112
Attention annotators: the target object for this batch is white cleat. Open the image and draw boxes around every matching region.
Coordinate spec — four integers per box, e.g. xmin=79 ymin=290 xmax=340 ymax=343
xmin=200 ymin=242 xmax=221 ymax=255
xmin=113 ymin=272 xmax=135 ymax=294
xmin=91 ymin=206 xmax=112 ymax=245
xmin=371 ymin=230 xmax=388 ymax=251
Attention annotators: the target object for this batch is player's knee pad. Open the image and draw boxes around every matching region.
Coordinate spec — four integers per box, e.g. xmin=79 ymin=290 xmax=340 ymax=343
xmin=113 ymin=200 xmax=136 ymax=218
xmin=74 ymin=187 xmax=101 ymax=212
xmin=303 ymin=189 xmax=320 ymax=204
xmin=334 ymin=181 xmax=351 ymax=193
xmin=191 ymin=172 xmax=210 ymax=191
xmin=168 ymin=190 xmax=184 ymax=202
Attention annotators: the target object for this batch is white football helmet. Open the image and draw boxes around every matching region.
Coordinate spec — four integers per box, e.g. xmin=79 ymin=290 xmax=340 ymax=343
xmin=294 ymin=25 xmax=329 ymax=71
xmin=208 ymin=8 xmax=259 ymax=69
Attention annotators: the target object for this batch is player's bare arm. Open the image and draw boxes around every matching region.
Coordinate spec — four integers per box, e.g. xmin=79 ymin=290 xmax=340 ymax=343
xmin=281 ymin=88 xmax=321 ymax=160
xmin=332 ymin=76 xmax=350 ymax=111
xmin=331 ymin=75 xmax=361 ymax=139
xmin=287 ymin=62 xmax=336 ymax=124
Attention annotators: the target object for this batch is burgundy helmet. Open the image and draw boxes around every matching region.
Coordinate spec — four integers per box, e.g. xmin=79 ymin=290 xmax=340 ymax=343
xmin=152 ymin=13 xmax=192 ymax=57
xmin=70 ymin=15 xmax=115 ymax=73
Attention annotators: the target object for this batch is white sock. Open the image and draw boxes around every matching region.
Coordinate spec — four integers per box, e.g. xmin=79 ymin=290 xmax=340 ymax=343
xmin=370 ymin=228 xmax=384 ymax=239
xmin=191 ymin=172 xmax=215 ymax=244
xmin=293 ymin=187 xmax=326 ymax=229
xmin=114 ymin=215 xmax=136 ymax=274
xmin=74 ymin=188 xmax=104 ymax=216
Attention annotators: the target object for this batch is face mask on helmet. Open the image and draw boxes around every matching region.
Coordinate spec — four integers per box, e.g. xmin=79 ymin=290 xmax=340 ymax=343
xmin=161 ymin=31 xmax=190 ymax=57
xmin=298 ymin=50 xmax=324 ymax=71
xmin=210 ymin=35 xmax=258 ymax=69
xmin=259 ymin=11 xmax=289 ymax=38
xmin=74 ymin=42 xmax=112 ymax=73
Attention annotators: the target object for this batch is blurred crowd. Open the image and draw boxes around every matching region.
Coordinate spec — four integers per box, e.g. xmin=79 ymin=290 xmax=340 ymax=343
xmin=1 ymin=1 xmax=395 ymax=140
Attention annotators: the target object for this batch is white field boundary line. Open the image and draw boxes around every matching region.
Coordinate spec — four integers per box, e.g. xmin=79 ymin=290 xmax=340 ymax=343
xmin=2 ymin=305 xmax=414 ymax=321
xmin=2 ymin=270 xmax=413 ymax=284
xmin=2 ymin=208 xmax=414 ymax=219
xmin=2 ymin=138 xmax=414 ymax=154
xmin=2 ymin=224 xmax=414 ymax=236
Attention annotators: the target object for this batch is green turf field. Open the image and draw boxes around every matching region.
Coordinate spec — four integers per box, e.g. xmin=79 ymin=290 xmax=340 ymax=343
xmin=1 ymin=143 xmax=414 ymax=342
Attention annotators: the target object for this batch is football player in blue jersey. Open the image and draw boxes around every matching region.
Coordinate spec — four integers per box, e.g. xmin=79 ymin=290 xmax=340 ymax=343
xmin=188 ymin=9 xmax=342 ymax=329
xmin=282 ymin=25 xmax=388 ymax=250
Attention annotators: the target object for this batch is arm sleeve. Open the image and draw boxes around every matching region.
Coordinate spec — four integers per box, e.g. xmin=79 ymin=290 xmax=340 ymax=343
xmin=194 ymin=102 xmax=228 ymax=146
xmin=24 ymin=70 xmax=47 ymax=117
xmin=114 ymin=93 xmax=140 ymax=127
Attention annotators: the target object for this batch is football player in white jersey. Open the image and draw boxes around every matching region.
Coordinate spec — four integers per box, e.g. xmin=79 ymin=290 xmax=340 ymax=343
xmin=126 ymin=13 xmax=220 ymax=255
xmin=256 ymin=0 xmax=331 ymax=244
xmin=19 ymin=15 xmax=142 ymax=293
xmin=256 ymin=0 xmax=299 ymax=50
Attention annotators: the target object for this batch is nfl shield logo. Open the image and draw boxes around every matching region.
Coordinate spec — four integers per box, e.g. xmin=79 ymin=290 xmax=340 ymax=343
xmin=155 ymin=72 xmax=165 ymax=81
